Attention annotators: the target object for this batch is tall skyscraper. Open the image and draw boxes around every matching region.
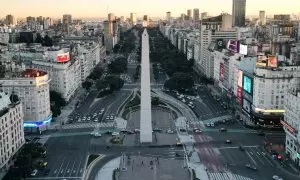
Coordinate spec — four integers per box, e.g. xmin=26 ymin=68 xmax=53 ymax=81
xmin=166 ymin=11 xmax=171 ymax=22
xmin=5 ymin=14 xmax=15 ymax=25
xmin=108 ymin=13 xmax=115 ymax=22
xmin=187 ymin=9 xmax=192 ymax=20
xmin=130 ymin=13 xmax=137 ymax=25
xmin=232 ymin=0 xmax=246 ymax=27
xmin=259 ymin=11 xmax=266 ymax=25
xmin=193 ymin=9 xmax=200 ymax=21
xmin=62 ymin=14 xmax=72 ymax=25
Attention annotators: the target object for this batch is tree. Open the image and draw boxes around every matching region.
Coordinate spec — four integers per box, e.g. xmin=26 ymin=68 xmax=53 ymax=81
xmin=105 ymin=75 xmax=124 ymax=91
xmin=96 ymin=80 xmax=109 ymax=91
xmin=50 ymin=91 xmax=66 ymax=106
xmin=82 ymin=80 xmax=93 ymax=90
xmin=43 ymin=35 xmax=53 ymax=47
xmin=151 ymin=97 xmax=160 ymax=106
xmin=88 ymin=66 xmax=103 ymax=80
xmin=108 ymin=57 xmax=127 ymax=74
xmin=35 ymin=33 xmax=43 ymax=44
xmin=113 ymin=44 xmax=121 ymax=53
xmin=164 ymin=72 xmax=194 ymax=91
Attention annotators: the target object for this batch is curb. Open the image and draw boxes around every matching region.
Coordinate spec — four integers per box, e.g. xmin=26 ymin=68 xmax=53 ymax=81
xmin=84 ymin=154 xmax=105 ymax=180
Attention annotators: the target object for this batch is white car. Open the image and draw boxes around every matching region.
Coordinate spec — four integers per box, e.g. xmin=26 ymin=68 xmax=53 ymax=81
xmin=134 ymin=129 xmax=140 ymax=133
xmin=112 ymin=132 xmax=119 ymax=136
xmin=94 ymin=118 xmax=99 ymax=122
xmin=31 ymin=169 xmax=38 ymax=176
xmin=110 ymin=115 xmax=114 ymax=120
xmin=93 ymin=113 xmax=97 ymax=117
xmin=167 ymin=129 xmax=174 ymax=134
xmin=210 ymin=123 xmax=215 ymax=127
xmin=182 ymin=99 xmax=186 ymax=103
xmin=87 ymin=117 xmax=91 ymax=121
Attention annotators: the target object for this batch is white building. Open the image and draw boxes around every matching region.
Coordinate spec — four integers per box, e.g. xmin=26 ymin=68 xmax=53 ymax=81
xmin=198 ymin=29 xmax=240 ymax=78
xmin=0 ymin=92 xmax=25 ymax=172
xmin=283 ymin=88 xmax=300 ymax=166
xmin=0 ymin=69 xmax=52 ymax=132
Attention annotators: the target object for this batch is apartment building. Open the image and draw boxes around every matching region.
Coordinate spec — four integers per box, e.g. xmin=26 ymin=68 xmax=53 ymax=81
xmin=0 ymin=69 xmax=52 ymax=132
xmin=0 ymin=92 xmax=25 ymax=172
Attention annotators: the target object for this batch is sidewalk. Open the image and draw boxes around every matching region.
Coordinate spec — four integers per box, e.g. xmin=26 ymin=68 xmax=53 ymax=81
xmin=94 ymin=157 xmax=120 ymax=180
xmin=51 ymin=88 xmax=86 ymax=129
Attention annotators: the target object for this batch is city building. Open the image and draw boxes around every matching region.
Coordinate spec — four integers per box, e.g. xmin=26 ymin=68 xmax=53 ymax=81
xmin=0 ymin=69 xmax=52 ymax=132
xmin=232 ymin=0 xmax=246 ymax=27
xmin=193 ymin=9 xmax=200 ymax=21
xmin=130 ymin=13 xmax=137 ymax=26
xmin=283 ymin=87 xmax=300 ymax=167
xmin=62 ymin=14 xmax=72 ymax=25
xmin=0 ymin=92 xmax=25 ymax=172
xmin=197 ymin=28 xmax=239 ymax=78
xmin=201 ymin=14 xmax=232 ymax=31
xmin=259 ymin=11 xmax=266 ymax=26
xmin=187 ymin=9 xmax=192 ymax=20
xmin=143 ymin=15 xmax=149 ymax=27
xmin=5 ymin=15 xmax=15 ymax=26
xmin=0 ymin=32 xmax=9 ymax=44
xmin=108 ymin=13 xmax=115 ymax=22
xmin=201 ymin=12 xmax=208 ymax=20
xmin=166 ymin=11 xmax=171 ymax=22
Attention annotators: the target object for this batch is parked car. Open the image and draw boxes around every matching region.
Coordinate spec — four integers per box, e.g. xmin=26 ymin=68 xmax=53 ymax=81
xmin=245 ymin=164 xmax=257 ymax=171
xmin=112 ymin=132 xmax=119 ymax=136
xmin=225 ymin=140 xmax=232 ymax=144
xmin=30 ymin=169 xmax=38 ymax=176
xmin=220 ymin=128 xmax=227 ymax=132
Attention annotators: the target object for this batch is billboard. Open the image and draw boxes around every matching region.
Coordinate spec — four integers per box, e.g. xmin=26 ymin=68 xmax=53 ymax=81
xmin=237 ymin=70 xmax=243 ymax=87
xmin=267 ymin=55 xmax=278 ymax=68
xmin=243 ymin=75 xmax=253 ymax=95
xmin=216 ymin=39 xmax=225 ymax=50
xmin=57 ymin=52 xmax=70 ymax=63
xmin=226 ymin=40 xmax=240 ymax=53
xmin=237 ymin=87 xmax=243 ymax=105
xmin=239 ymin=44 xmax=248 ymax=55
xmin=219 ymin=63 xmax=225 ymax=81
xmin=256 ymin=54 xmax=267 ymax=67
xmin=243 ymin=98 xmax=251 ymax=113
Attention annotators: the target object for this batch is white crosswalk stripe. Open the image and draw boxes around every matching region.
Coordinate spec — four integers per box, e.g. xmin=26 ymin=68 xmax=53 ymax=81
xmin=208 ymin=172 xmax=253 ymax=180
xmin=49 ymin=122 xmax=114 ymax=130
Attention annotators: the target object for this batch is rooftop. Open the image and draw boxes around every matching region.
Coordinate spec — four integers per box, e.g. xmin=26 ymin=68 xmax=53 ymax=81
xmin=21 ymin=69 xmax=47 ymax=78
xmin=0 ymin=92 xmax=10 ymax=111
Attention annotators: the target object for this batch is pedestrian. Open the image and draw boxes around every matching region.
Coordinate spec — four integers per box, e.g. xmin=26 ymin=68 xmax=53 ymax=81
xmin=141 ymin=161 xmax=144 ymax=166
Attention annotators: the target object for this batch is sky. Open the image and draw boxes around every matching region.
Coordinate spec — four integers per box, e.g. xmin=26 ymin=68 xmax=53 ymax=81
xmin=1 ymin=0 xmax=300 ymax=19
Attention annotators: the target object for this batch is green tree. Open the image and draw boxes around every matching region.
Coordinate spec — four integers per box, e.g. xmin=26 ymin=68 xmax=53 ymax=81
xmin=35 ymin=33 xmax=43 ymax=44
xmin=108 ymin=57 xmax=128 ymax=74
xmin=96 ymin=80 xmax=109 ymax=91
xmin=43 ymin=35 xmax=53 ymax=47
xmin=105 ymin=75 xmax=124 ymax=91
xmin=151 ymin=97 xmax=160 ymax=106
xmin=50 ymin=91 xmax=66 ymax=106
xmin=82 ymin=80 xmax=93 ymax=90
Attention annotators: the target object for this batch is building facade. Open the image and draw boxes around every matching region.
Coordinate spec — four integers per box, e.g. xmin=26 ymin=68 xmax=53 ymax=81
xmin=0 ymin=92 xmax=25 ymax=172
xmin=232 ymin=0 xmax=246 ymax=27
xmin=0 ymin=69 xmax=52 ymax=132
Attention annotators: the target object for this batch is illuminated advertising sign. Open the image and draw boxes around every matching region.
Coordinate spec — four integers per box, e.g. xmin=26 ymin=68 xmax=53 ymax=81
xmin=237 ymin=87 xmax=243 ymax=105
xmin=23 ymin=115 xmax=52 ymax=128
xmin=216 ymin=39 xmax=225 ymax=50
xmin=219 ymin=63 xmax=225 ymax=81
xmin=57 ymin=52 xmax=70 ymax=63
xmin=280 ymin=120 xmax=296 ymax=133
xmin=35 ymin=75 xmax=48 ymax=87
xmin=237 ymin=70 xmax=243 ymax=87
xmin=243 ymin=75 xmax=252 ymax=94
xmin=267 ymin=55 xmax=278 ymax=68
xmin=239 ymin=44 xmax=248 ymax=55
xmin=226 ymin=40 xmax=240 ymax=53
xmin=256 ymin=54 xmax=267 ymax=67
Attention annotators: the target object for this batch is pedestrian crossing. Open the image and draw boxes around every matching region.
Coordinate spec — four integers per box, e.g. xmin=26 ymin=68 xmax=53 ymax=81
xmin=49 ymin=122 xmax=114 ymax=130
xmin=208 ymin=172 xmax=253 ymax=180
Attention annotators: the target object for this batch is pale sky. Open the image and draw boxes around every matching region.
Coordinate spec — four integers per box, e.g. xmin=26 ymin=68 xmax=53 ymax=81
xmin=1 ymin=0 xmax=300 ymax=19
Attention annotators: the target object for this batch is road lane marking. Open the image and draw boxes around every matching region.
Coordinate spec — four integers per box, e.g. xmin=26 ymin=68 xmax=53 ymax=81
xmin=249 ymin=148 xmax=265 ymax=165
xmin=75 ymin=160 xmax=82 ymax=176
xmin=56 ymin=158 xmax=66 ymax=177
xmin=62 ymin=161 xmax=71 ymax=177
xmin=69 ymin=161 xmax=76 ymax=175
xmin=245 ymin=151 xmax=257 ymax=166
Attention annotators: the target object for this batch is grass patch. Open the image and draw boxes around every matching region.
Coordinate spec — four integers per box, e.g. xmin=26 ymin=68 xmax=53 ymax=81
xmin=125 ymin=95 xmax=140 ymax=108
xmin=97 ymin=90 xmax=112 ymax=98
xmin=87 ymin=154 xmax=100 ymax=167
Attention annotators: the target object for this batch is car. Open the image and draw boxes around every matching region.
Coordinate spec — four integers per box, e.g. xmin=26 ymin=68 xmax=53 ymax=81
xmin=176 ymin=141 xmax=183 ymax=146
xmin=258 ymin=131 xmax=265 ymax=136
xmin=126 ymin=130 xmax=134 ymax=134
xmin=272 ymin=175 xmax=283 ymax=180
xmin=194 ymin=129 xmax=202 ymax=133
xmin=94 ymin=118 xmax=99 ymax=122
xmin=112 ymin=132 xmax=119 ymax=136
xmin=101 ymin=108 xmax=105 ymax=112
xmin=110 ymin=115 xmax=114 ymax=120
xmin=106 ymin=115 xmax=110 ymax=120
xmin=42 ymin=162 xmax=48 ymax=167
xmin=206 ymin=123 xmax=211 ymax=127
xmin=105 ymin=131 xmax=113 ymax=135
xmin=167 ymin=129 xmax=174 ymax=134
xmin=77 ymin=118 xmax=82 ymax=122
xmin=225 ymin=140 xmax=232 ymax=144
xmin=179 ymin=129 xmax=187 ymax=132
xmin=210 ymin=123 xmax=215 ymax=127
xmin=220 ymin=128 xmax=227 ymax=132
xmin=153 ymin=128 xmax=163 ymax=132
xmin=87 ymin=117 xmax=91 ymax=121
xmin=30 ymin=169 xmax=38 ymax=176
xmin=134 ymin=129 xmax=140 ymax=133
xmin=245 ymin=164 xmax=257 ymax=171
xmin=94 ymin=132 xmax=102 ymax=137
xmin=182 ymin=99 xmax=186 ymax=103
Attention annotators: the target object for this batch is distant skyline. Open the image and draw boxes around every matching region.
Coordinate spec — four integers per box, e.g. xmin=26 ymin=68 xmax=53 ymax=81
xmin=1 ymin=0 xmax=300 ymax=19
